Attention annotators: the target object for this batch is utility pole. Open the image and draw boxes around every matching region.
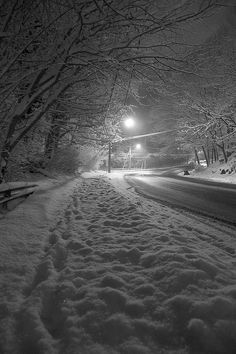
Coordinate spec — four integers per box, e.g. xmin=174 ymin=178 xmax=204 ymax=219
xmin=128 ymin=145 xmax=132 ymax=169
xmin=108 ymin=141 xmax=111 ymax=173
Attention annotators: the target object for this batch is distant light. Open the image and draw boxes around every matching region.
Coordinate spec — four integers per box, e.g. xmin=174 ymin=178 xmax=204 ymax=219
xmin=136 ymin=143 xmax=141 ymax=149
xmin=124 ymin=117 xmax=135 ymax=128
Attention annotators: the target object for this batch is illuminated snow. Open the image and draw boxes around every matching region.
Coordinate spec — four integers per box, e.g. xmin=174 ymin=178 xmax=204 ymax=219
xmin=0 ymin=171 xmax=235 ymax=353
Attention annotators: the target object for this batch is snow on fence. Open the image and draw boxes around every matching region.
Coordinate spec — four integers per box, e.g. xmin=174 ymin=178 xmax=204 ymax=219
xmin=0 ymin=184 xmax=38 ymax=209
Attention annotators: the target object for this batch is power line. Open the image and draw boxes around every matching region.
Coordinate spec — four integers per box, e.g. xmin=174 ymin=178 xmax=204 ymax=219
xmin=114 ymin=129 xmax=179 ymax=142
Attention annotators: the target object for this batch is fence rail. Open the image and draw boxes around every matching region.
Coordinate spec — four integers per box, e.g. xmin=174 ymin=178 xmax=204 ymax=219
xmin=0 ymin=184 xmax=38 ymax=209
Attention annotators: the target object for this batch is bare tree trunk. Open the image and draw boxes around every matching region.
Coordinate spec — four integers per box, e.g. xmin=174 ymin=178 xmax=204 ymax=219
xmin=0 ymin=147 xmax=10 ymax=183
xmin=202 ymin=146 xmax=210 ymax=167
xmin=194 ymin=147 xmax=200 ymax=165
xmin=0 ymin=117 xmax=18 ymax=183
xmin=218 ymin=128 xmax=228 ymax=163
xmin=207 ymin=148 xmax=211 ymax=165
xmin=215 ymin=146 xmax=219 ymax=161
xmin=217 ymin=143 xmax=228 ymax=163
xmin=44 ymin=114 xmax=62 ymax=160
xmin=212 ymin=145 xmax=218 ymax=162
xmin=211 ymin=148 xmax=214 ymax=164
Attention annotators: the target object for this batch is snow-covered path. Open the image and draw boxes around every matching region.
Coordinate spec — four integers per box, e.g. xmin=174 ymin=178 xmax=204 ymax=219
xmin=0 ymin=173 xmax=236 ymax=354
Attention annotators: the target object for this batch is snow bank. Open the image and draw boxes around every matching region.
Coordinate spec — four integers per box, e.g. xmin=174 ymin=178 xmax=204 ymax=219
xmin=182 ymin=160 xmax=236 ymax=184
xmin=0 ymin=172 xmax=235 ymax=353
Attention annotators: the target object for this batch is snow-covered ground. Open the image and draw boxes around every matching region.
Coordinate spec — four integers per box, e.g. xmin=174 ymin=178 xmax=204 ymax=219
xmin=0 ymin=169 xmax=235 ymax=354
xmin=181 ymin=160 xmax=236 ymax=184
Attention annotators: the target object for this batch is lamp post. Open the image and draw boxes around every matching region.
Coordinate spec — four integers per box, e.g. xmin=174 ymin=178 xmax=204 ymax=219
xmin=128 ymin=143 xmax=141 ymax=170
xmin=128 ymin=145 xmax=132 ymax=169
xmin=108 ymin=140 xmax=112 ymax=173
xmin=125 ymin=117 xmax=135 ymax=170
xmin=107 ymin=116 xmax=135 ymax=173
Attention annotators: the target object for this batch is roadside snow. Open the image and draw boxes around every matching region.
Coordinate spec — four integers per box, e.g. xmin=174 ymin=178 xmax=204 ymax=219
xmin=0 ymin=171 xmax=235 ymax=354
xmin=181 ymin=161 xmax=236 ymax=184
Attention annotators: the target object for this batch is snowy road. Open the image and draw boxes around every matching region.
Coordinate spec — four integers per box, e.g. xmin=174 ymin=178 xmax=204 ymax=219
xmin=0 ymin=173 xmax=236 ymax=354
xmin=125 ymin=174 xmax=236 ymax=225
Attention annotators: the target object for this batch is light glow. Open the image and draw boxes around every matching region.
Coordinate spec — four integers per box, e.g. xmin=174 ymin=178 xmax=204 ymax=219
xmin=124 ymin=117 xmax=135 ymax=128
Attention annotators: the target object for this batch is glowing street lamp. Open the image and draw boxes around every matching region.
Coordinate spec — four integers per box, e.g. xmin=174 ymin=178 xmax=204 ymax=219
xmin=124 ymin=117 xmax=135 ymax=129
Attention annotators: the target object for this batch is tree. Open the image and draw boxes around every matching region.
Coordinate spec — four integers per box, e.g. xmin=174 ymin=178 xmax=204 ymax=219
xmin=0 ymin=0 xmax=220 ymax=181
xmin=156 ymin=10 xmax=236 ymax=166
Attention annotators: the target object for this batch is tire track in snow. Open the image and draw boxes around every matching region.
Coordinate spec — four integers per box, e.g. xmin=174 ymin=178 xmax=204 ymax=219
xmin=11 ymin=176 xmax=236 ymax=354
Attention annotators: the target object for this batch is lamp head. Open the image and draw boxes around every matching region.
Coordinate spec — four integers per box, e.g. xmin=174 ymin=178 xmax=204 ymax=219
xmin=124 ymin=117 xmax=135 ymax=128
